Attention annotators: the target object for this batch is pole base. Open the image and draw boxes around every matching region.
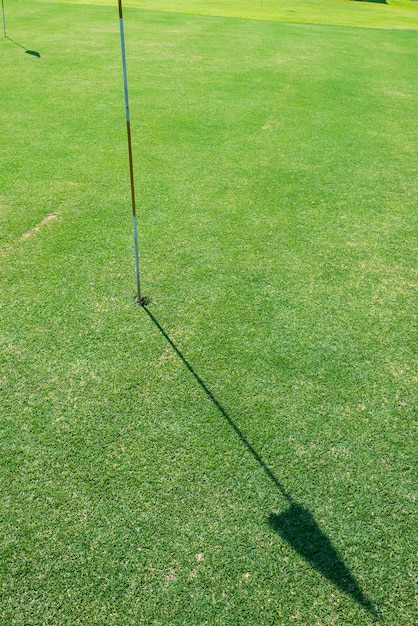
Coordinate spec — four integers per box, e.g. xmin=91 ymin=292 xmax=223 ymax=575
xmin=135 ymin=295 xmax=150 ymax=307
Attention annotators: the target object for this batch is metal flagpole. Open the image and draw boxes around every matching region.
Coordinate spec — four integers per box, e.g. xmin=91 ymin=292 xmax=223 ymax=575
xmin=2 ymin=0 xmax=7 ymax=37
xmin=117 ymin=0 xmax=143 ymax=305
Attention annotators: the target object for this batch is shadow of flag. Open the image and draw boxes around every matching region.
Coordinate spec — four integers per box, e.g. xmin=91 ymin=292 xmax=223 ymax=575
xmin=269 ymin=503 xmax=380 ymax=619
xmin=5 ymin=36 xmax=40 ymax=57
xmin=142 ymin=306 xmax=381 ymax=621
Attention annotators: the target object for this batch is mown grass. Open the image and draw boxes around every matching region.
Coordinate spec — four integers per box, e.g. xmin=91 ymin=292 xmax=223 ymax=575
xmin=54 ymin=0 xmax=418 ymax=30
xmin=1 ymin=1 xmax=417 ymax=624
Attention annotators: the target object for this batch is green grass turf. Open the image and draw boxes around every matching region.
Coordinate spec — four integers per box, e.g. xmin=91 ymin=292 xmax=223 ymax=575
xmin=54 ymin=0 xmax=418 ymax=30
xmin=1 ymin=1 xmax=417 ymax=624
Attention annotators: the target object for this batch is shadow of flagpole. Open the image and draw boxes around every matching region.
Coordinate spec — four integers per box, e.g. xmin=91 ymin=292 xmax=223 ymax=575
xmin=142 ymin=306 xmax=381 ymax=620
xmin=5 ymin=33 xmax=40 ymax=56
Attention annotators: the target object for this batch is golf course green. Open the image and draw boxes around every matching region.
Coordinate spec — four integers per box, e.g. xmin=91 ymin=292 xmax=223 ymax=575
xmin=1 ymin=0 xmax=417 ymax=623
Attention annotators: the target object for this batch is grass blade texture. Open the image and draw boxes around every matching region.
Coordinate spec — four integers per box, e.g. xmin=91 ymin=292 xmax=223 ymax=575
xmin=1 ymin=0 xmax=417 ymax=624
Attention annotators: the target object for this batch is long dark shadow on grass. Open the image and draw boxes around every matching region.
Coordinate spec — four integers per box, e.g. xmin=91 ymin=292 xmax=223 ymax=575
xmin=142 ymin=306 xmax=380 ymax=620
xmin=5 ymin=36 xmax=40 ymax=57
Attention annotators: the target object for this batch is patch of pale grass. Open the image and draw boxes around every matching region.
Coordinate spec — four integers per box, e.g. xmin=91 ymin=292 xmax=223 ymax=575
xmin=20 ymin=212 xmax=59 ymax=240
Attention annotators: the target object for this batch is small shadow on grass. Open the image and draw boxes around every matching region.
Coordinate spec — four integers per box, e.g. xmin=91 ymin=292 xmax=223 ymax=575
xmin=142 ymin=305 xmax=380 ymax=620
xmin=5 ymin=36 xmax=40 ymax=57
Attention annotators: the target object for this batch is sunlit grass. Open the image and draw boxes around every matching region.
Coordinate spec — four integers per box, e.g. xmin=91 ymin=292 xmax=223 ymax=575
xmin=1 ymin=1 xmax=416 ymax=624
xmin=52 ymin=0 xmax=418 ymax=29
